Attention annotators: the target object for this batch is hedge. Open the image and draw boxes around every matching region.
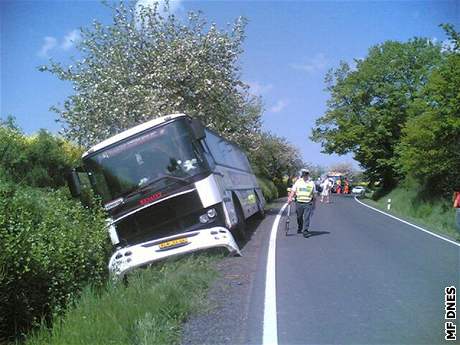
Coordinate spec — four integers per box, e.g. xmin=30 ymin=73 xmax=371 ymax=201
xmin=0 ymin=179 xmax=110 ymax=340
xmin=0 ymin=125 xmax=82 ymax=189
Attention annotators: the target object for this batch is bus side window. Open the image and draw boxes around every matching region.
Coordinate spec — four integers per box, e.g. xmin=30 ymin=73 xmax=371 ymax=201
xmin=224 ymin=142 xmax=246 ymax=171
xmin=204 ymin=130 xmax=223 ymax=164
xmin=219 ymin=141 xmax=231 ymax=164
xmin=201 ymin=140 xmax=216 ymax=168
xmin=204 ymin=129 xmax=250 ymax=171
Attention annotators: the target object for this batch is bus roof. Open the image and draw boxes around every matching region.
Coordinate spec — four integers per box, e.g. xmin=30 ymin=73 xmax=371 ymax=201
xmin=82 ymin=113 xmax=187 ymax=158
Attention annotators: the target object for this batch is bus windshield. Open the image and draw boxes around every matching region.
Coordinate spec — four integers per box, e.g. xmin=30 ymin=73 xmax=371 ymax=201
xmin=83 ymin=119 xmax=207 ymax=203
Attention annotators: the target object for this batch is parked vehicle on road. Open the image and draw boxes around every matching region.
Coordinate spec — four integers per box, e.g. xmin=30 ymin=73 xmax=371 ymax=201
xmin=68 ymin=114 xmax=265 ymax=277
xmin=352 ymin=186 xmax=366 ymax=195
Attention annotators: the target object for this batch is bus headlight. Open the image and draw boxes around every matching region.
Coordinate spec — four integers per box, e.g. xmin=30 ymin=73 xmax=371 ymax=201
xmin=199 ymin=214 xmax=209 ymax=223
xmin=199 ymin=208 xmax=217 ymax=224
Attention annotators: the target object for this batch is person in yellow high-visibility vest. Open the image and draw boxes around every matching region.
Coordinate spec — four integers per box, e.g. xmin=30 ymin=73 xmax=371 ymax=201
xmin=288 ymin=169 xmax=316 ymax=237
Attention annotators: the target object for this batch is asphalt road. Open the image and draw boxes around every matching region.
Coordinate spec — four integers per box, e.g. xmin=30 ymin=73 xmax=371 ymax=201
xmin=182 ymin=195 xmax=460 ymax=344
xmin=276 ymin=195 xmax=459 ymax=344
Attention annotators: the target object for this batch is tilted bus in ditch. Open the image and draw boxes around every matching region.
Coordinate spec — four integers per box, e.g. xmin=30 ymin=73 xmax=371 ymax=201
xmin=68 ymin=114 xmax=265 ymax=277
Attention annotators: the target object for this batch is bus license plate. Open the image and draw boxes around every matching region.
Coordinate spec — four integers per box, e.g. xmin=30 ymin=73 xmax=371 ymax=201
xmin=158 ymin=238 xmax=188 ymax=249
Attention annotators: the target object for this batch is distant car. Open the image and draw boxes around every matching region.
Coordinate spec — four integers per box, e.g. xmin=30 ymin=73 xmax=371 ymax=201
xmin=352 ymin=186 xmax=365 ymax=195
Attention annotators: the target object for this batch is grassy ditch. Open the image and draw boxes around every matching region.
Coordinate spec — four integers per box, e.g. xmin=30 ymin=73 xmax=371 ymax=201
xmin=362 ymin=186 xmax=458 ymax=240
xmin=24 ymin=255 xmax=218 ymax=345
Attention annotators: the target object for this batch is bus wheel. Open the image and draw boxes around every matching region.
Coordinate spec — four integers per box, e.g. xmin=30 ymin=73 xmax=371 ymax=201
xmin=232 ymin=197 xmax=247 ymax=244
xmin=255 ymin=192 xmax=265 ymax=219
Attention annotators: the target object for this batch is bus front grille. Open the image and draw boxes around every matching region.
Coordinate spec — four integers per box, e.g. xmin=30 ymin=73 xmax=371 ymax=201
xmin=116 ymin=190 xmax=205 ymax=246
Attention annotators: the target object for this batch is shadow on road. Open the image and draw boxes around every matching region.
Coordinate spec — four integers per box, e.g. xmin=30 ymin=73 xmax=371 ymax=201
xmin=284 ymin=231 xmax=330 ymax=238
xmin=306 ymin=230 xmax=330 ymax=238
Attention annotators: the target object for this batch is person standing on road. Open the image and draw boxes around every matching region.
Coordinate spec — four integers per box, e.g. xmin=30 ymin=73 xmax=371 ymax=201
xmin=344 ymin=178 xmax=350 ymax=194
xmin=315 ymin=177 xmax=322 ymax=195
xmin=288 ymin=169 xmax=316 ymax=237
xmin=320 ymin=178 xmax=333 ymax=203
xmin=453 ymin=190 xmax=460 ymax=234
xmin=336 ymin=178 xmax=342 ymax=194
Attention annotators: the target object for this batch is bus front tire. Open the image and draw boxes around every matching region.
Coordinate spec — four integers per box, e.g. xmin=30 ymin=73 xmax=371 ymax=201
xmin=256 ymin=192 xmax=265 ymax=219
xmin=232 ymin=197 xmax=247 ymax=244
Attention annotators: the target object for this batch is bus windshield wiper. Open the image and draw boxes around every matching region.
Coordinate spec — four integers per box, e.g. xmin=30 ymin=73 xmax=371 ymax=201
xmin=123 ymin=174 xmax=190 ymax=200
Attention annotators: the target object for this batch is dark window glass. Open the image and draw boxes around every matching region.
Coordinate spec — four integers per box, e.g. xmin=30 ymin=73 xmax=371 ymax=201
xmin=84 ymin=119 xmax=206 ymax=203
xmin=204 ymin=130 xmax=251 ymax=172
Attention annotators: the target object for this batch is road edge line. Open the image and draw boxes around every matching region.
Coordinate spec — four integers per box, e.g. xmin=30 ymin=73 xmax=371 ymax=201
xmin=354 ymin=196 xmax=460 ymax=248
xmin=263 ymin=202 xmax=288 ymax=345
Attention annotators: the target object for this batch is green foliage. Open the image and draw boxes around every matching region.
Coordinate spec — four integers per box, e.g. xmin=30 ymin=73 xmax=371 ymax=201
xmin=311 ymin=38 xmax=442 ymax=189
xmin=397 ymin=29 xmax=460 ymax=196
xmin=25 ymin=255 xmax=216 ymax=345
xmin=249 ymin=132 xmax=305 ymax=198
xmin=257 ymin=176 xmax=279 ymax=202
xmin=0 ymin=124 xmax=83 ymax=189
xmin=0 ymin=114 xmax=21 ymax=131
xmin=250 ymin=132 xmax=304 ymax=191
xmin=0 ymin=180 xmax=110 ymax=339
xmin=40 ymin=2 xmax=262 ymax=150
xmin=440 ymin=23 xmax=460 ymax=52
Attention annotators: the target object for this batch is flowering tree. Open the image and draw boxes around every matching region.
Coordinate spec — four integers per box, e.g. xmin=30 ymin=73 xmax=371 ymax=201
xmin=249 ymin=132 xmax=305 ymax=183
xmin=41 ymin=1 xmax=261 ymax=148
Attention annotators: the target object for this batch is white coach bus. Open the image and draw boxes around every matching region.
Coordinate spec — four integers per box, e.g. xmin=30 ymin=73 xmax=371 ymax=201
xmin=68 ymin=114 xmax=265 ymax=276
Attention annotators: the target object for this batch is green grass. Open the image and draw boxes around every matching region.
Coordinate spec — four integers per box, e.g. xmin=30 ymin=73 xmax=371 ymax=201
xmin=362 ymin=186 xmax=459 ymax=240
xmin=24 ymin=254 xmax=218 ymax=345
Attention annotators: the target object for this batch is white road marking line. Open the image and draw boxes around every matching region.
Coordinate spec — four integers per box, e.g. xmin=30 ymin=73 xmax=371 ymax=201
xmin=263 ymin=202 xmax=288 ymax=345
xmin=354 ymin=196 xmax=460 ymax=248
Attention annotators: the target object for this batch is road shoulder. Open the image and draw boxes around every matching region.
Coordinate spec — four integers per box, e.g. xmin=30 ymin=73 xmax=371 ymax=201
xmin=356 ymin=196 xmax=460 ymax=246
xmin=181 ymin=202 xmax=284 ymax=345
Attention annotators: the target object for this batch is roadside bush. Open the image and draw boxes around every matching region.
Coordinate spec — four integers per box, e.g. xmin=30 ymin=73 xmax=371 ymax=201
xmin=0 ymin=125 xmax=82 ymax=189
xmin=0 ymin=180 xmax=110 ymax=339
xmin=257 ymin=176 xmax=279 ymax=202
xmin=274 ymin=178 xmax=289 ymax=198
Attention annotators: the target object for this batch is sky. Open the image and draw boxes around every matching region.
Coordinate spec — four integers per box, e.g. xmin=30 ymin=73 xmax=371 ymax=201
xmin=1 ymin=0 xmax=459 ymax=169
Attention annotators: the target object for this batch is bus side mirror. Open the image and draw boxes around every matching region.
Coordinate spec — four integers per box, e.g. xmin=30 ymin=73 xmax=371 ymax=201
xmin=287 ymin=187 xmax=292 ymax=193
xmin=67 ymin=169 xmax=82 ymax=198
xmin=190 ymin=118 xmax=205 ymax=140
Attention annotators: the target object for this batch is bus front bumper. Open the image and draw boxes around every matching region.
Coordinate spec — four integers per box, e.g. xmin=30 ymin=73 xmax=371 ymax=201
xmin=109 ymin=227 xmax=241 ymax=277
